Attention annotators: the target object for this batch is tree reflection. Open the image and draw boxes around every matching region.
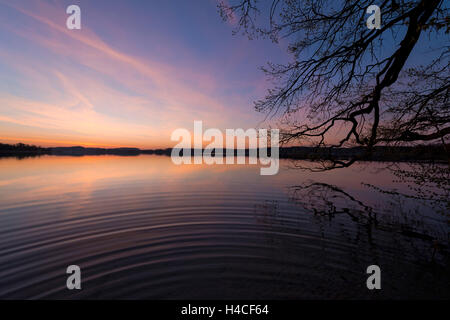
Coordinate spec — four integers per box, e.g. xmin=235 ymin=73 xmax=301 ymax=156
xmin=287 ymin=179 xmax=448 ymax=261
xmin=373 ymin=162 xmax=450 ymax=217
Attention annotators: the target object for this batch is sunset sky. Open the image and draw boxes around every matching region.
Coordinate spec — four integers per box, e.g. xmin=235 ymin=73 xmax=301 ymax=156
xmin=0 ymin=0 xmax=445 ymax=149
xmin=0 ymin=0 xmax=288 ymax=148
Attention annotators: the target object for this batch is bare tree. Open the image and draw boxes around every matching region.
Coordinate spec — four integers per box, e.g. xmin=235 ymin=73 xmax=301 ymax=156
xmin=219 ymin=0 xmax=449 ymax=169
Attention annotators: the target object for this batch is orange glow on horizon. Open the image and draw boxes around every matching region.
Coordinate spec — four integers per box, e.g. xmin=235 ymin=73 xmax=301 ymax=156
xmin=0 ymin=0 xmax=270 ymax=150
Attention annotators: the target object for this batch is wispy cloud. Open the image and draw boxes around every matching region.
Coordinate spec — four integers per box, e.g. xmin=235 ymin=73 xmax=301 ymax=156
xmin=0 ymin=0 xmax=273 ymax=147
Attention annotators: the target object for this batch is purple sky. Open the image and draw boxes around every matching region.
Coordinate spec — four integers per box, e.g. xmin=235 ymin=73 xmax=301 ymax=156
xmin=0 ymin=0 xmax=289 ymax=148
xmin=0 ymin=0 xmax=445 ymax=148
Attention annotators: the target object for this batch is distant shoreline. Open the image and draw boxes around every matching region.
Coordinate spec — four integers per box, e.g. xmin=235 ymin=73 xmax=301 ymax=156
xmin=1 ymin=143 xmax=448 ymax=162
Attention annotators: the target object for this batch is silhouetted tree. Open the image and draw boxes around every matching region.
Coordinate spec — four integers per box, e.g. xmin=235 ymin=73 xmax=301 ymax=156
xmin=219 ymin=0 xmax=449 ymax=169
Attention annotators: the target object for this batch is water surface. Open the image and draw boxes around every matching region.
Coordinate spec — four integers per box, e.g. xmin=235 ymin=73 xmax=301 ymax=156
xmin=0 ymin=155 xmax=448 ymax=299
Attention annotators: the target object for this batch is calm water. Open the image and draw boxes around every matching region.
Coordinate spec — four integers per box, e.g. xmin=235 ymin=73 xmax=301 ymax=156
xmin=0 ymin=155 xmax=448 ymax=299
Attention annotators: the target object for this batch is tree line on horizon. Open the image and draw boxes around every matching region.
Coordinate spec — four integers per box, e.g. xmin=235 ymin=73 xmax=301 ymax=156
xmin=1 ymin=142 xmax=449 ymax=161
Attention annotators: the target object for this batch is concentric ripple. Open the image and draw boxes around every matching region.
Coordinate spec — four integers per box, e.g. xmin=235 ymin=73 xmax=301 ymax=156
xmin=0 ymin=155 xmax=448 ymax=299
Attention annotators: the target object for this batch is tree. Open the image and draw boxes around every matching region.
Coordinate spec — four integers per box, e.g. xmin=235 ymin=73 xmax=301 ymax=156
xmin=219 ymin=0 xmax=449 ymax=169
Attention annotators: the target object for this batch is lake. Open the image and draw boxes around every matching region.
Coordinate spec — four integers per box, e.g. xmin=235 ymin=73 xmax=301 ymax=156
xmin=0 ymin=155 xmax=448 ymax=299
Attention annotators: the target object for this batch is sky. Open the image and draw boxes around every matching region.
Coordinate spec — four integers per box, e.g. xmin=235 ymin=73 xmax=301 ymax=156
xmin=0 ymin=0 xmax=446 ymax=149
xmin=0 ymin=0 xmax=288 ymax=148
